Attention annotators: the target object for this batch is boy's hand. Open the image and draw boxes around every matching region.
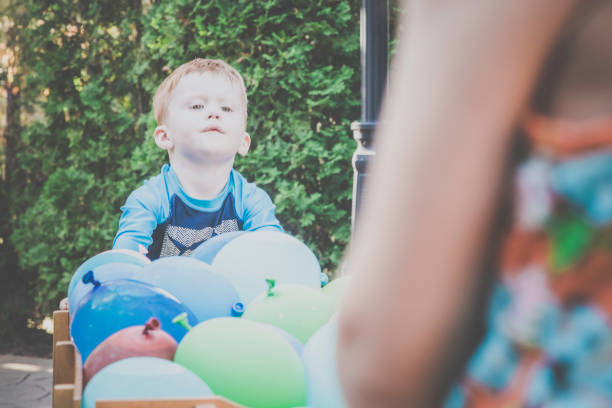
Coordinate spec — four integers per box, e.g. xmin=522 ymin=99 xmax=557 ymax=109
xmin=59 ymin=297 xmax=69 ymax=311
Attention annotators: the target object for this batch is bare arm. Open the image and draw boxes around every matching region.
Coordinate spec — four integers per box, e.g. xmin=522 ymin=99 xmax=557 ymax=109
xmin=337 ymin=1 xmax=580 ymax=406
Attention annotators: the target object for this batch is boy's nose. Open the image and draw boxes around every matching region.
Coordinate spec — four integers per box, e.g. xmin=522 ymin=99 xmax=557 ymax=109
xmin=207 ymin=111 xmax=220 ymax=120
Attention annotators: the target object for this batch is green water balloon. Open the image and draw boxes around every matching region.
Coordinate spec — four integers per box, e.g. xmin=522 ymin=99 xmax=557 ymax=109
xmin=322 ymin=275 xmax=352 ymax=308
xmin=174 ymin=317 xmax=306 ymax=408
xmin=243 ymin=283 xmax=335 ymax=344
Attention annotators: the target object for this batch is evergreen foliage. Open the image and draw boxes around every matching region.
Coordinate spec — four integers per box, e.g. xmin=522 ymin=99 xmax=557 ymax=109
xmin=1 ymin=0 xmax=360 ymax=318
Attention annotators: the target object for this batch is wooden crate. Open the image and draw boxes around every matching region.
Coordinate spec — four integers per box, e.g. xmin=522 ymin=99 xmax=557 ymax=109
xmin=51 ymin=310 xmax=243 ymax=408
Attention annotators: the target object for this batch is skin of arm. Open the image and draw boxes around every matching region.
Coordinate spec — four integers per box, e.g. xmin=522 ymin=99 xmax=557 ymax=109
xmin=336 ymin=1 xmax=580 ymax=406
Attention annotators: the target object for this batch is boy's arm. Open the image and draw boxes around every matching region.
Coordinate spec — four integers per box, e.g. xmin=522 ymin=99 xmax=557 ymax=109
xmin=112 ymin=186 xmax=162 ymax=253
xmin=241 ymin=184 xmax=283 ymax=232
xmin=337 ymin=0 xmax=580 ymax=407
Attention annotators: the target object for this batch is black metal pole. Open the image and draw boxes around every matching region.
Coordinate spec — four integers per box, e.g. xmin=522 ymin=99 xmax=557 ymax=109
xmin=351 ymin=0 xmax=389 ymax=230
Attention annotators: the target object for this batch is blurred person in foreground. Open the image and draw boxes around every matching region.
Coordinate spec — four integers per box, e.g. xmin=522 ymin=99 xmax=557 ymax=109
xmin=338 ymin=0 xmax=612 ymax=407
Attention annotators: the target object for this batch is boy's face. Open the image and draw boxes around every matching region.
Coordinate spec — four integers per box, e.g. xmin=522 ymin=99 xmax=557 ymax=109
xmin=156 ymin=72 xmax=250 ymax=165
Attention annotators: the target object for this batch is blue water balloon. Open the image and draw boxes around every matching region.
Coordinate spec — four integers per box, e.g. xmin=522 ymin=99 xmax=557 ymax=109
xmin=70 ymin=278 xmax=197 ymax=363
xmin=212 ymin=231 xmax=322 ymax=304
xmin=190 ymin=231 xmax=245 ymax=264
xmin=134 ymin=256 xmax=242 ymax=322
xmin=82 ymin=357 xmax=213 ymax=408
xmin=67 ymin=249 xmax=149 ymax=297
xmin=68 ymin=262 xmax=142 ymax=318
xmin=302 ymin=316 xmax=346 ymax=408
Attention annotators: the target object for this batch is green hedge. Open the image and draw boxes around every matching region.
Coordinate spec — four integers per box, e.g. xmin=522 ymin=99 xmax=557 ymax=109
xmin=2 ymin=0 xmax=360 ymax=317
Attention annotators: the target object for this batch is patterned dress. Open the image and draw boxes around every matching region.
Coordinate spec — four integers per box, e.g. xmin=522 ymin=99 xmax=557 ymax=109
xmin=447 ymin=114 xmax=612 ymax=408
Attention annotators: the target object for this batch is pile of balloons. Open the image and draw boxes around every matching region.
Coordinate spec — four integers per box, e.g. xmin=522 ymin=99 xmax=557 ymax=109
xmin=67 ymin=230 xmax=352 ymax=408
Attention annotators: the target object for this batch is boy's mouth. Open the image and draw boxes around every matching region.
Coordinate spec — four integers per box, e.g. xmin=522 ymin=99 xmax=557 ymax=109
xmin=202 ymin=125 xmax=224 ymax=134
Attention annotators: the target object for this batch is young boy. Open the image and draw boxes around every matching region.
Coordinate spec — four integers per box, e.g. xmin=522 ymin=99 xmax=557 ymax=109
xmin=112 ymin=58 xmax=282 ymax=259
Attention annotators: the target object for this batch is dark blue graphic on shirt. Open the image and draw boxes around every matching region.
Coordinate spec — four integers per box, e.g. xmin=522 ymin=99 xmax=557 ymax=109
xmin=147 ymin=193 xmax=242 ymax=260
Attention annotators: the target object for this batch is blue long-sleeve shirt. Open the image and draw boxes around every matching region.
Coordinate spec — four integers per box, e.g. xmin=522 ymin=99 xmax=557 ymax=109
xmin=113 ymin=164 xmax=282 ymax=259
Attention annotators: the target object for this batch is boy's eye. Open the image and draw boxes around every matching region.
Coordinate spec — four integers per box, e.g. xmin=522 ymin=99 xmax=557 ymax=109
xmin=222 ymin=106 xmax=233 ymax=112
xmin=190 ymin=104 xmax=205 ymax=110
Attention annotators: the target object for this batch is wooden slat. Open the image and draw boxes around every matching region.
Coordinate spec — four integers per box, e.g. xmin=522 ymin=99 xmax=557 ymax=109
xmin=53 ymin=384 xmax=75 ymax=408
xmin=53 ymin=341 xmax=75 ymax=385
xmin=53 ymin=310 xmax=74 ymax=408
xmin=52 ymin=310 xmax=71 ymax=388
xmin=73 ymin=343 xmax=83 ymax=408
xmin=96 ymin=396 xmax=244 ymax=408
xmin=53 ymin=310 xmax=70 ymax=342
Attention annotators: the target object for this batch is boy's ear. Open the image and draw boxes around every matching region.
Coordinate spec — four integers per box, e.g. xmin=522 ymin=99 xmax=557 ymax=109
xmin=154 ymin=126 xmax=174 ymax=151
xmin=237 ymin=132 xmax=251 ymax=156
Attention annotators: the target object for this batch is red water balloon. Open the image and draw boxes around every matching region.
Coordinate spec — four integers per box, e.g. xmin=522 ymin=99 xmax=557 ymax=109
xmin=83 ymin=317 xmax=177 ymax=387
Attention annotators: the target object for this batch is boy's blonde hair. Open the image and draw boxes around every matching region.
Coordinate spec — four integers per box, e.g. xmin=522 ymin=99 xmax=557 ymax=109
xmin=153 ymin=58 xmax=248 ymax=125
